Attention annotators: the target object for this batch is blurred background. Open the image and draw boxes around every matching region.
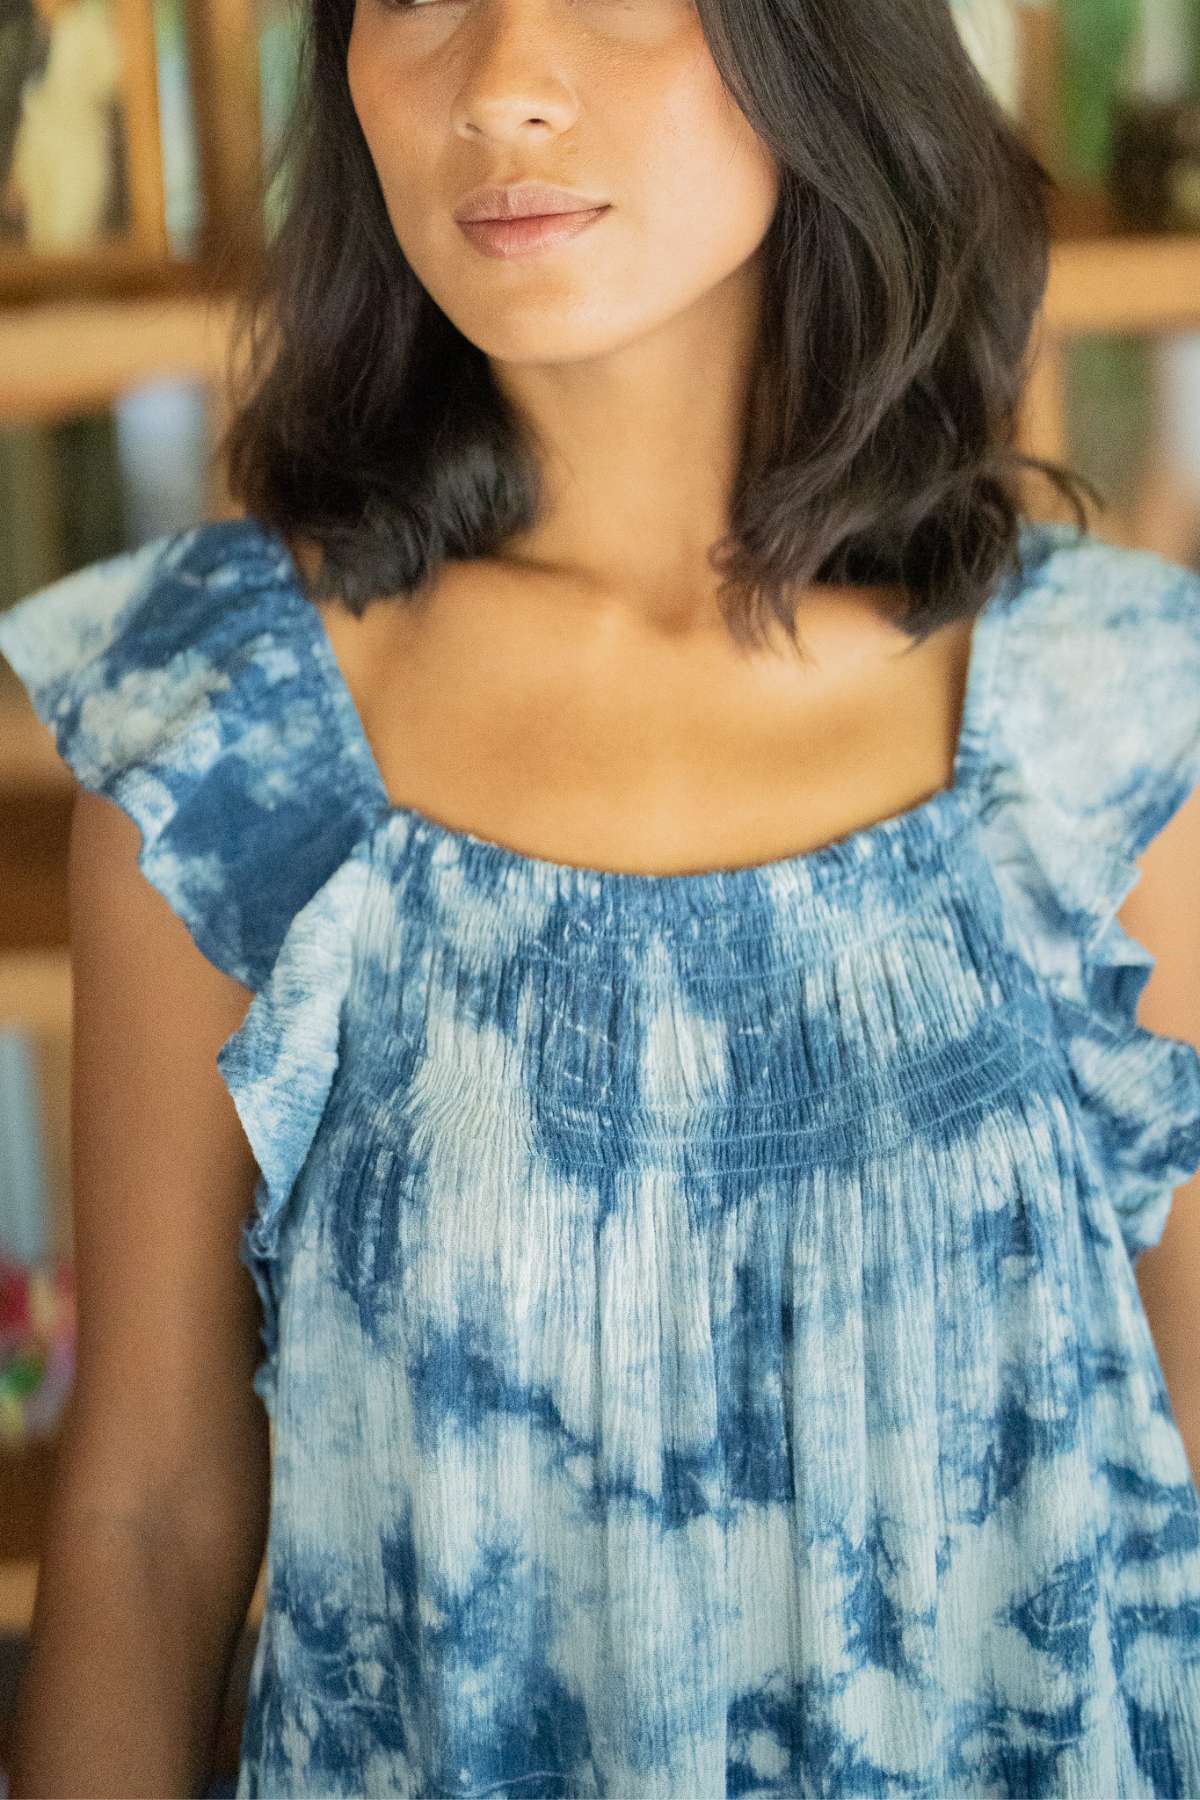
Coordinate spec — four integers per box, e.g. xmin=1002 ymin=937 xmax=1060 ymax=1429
xmin=0 ymin=0 xmax=1198 ymax=1789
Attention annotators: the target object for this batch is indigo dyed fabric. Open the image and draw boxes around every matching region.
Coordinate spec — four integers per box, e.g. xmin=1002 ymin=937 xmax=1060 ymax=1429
xmin=3 ymin=516 xmax=1200 ymax=1799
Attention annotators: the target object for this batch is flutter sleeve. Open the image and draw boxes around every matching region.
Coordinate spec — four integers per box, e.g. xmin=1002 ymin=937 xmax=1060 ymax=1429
xmin=0 ymin=519 xmax=386 ymax=992
xmin=978 ymin=524 xmax=1200 ymax=1261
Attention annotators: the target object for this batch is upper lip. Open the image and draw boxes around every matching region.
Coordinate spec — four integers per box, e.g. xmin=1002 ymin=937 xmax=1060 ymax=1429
xmin=454 ymin=182 xmax=608 ymax=222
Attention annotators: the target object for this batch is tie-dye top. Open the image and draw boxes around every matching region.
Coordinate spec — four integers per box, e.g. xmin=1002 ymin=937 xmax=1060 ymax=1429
xmin=3 ymin=514 xmax=1200 ymax=1800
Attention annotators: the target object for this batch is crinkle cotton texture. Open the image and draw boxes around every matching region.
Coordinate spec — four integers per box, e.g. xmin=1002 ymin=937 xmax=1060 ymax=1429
xmin=4 ymin=515 xmax=1200 ymax=1799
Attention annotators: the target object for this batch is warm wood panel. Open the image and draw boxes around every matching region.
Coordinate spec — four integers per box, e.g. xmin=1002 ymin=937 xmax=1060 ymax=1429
xmin=0 ymin=793 xmax=72 ymax=952
xmin=0 ymin=294 xmax=239 ymax=427
xmin=0 ymin=1446 xmax=60 ymax=1568
xmin=1044 ymin=233 xmax=1200 ymax=335
xmin=183 ymin=0 xmax=266 ymax=277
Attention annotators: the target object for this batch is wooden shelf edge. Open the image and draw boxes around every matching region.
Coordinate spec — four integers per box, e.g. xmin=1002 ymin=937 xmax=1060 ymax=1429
xmin=1044 ymin=232 xmax=1200 ymax=335
xmin=0 ymin=292 xmax=240 ymax=425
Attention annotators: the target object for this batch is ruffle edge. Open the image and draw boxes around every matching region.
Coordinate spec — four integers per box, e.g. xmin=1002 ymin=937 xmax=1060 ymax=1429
xmin=217 ymin=844 xmax=375 ymax=1411
xmin=979 ymin=770 xmax=1200 ymax=1263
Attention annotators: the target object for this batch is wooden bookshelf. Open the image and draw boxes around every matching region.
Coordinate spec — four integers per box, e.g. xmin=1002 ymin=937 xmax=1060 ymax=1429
xmin=1020 ymin=188 xmax=1200 ymax=464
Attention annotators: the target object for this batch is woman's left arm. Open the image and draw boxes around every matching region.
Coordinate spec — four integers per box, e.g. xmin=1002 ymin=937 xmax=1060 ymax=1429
xmin=1115 ymin=779 xmax=1200 ymax=1487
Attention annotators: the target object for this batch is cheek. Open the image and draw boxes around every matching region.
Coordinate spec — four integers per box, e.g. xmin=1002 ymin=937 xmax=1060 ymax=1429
xmin=347 ymin=27 xmax=421 ymax=187
xmin=346 ymin=69 xmax=428 ymax=240
xmin=630 ymin=66 xmax=780 ymax=280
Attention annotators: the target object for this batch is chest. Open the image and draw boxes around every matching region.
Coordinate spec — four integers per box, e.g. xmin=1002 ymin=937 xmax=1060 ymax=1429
xmin=313 ymin=563 xmax=977 ymax=877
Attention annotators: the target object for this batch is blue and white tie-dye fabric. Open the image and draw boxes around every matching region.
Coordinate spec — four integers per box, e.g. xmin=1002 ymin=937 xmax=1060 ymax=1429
xmin=3 ymin=515 xmax=1200 ymax=1799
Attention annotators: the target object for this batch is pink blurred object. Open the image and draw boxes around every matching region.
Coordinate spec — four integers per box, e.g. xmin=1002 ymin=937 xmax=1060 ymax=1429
xmin=0 ymin=1252 xmax=75 ymax=1447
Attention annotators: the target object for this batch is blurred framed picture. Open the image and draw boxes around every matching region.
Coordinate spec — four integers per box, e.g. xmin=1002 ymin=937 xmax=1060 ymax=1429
xmin=0 ymin=0 xmax=166 ymax=291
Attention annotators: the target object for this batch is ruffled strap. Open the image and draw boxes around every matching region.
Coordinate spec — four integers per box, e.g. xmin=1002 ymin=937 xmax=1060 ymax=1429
xmin=0 ymin=519 xmax=388 ymax=991
xmin=978 ymin=524 xmax=1200 ymax=1261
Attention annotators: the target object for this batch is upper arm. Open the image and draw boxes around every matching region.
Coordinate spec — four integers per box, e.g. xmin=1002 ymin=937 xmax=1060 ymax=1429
xmin=54 ymin=786 xmax=270 ymax=1558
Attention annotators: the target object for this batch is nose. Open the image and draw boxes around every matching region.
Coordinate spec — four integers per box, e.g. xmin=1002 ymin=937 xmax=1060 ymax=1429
xmin=451 ymin=6 xmax=582 ymax=145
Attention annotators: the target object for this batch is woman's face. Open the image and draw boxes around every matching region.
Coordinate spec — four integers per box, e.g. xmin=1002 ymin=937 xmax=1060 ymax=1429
xmin=347 ymin=0 xmax=780 ymax=365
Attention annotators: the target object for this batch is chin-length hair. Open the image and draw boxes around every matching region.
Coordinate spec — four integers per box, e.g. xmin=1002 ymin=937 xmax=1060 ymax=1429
xmin=214 ymin=0 xmax=1100 ymax=655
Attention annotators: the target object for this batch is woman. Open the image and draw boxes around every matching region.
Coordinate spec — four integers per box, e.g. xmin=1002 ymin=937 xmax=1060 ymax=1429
xmin=2 ymin=0 xmax=1200 ymax=1794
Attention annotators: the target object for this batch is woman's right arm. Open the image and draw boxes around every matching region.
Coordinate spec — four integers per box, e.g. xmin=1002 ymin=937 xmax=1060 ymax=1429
xmin=7 ymin=789 xmax=272 ymax=1799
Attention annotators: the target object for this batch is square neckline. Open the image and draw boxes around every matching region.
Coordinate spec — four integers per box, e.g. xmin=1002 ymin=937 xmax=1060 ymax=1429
xmin=253 ymin=517 xmax=1038 ymax=906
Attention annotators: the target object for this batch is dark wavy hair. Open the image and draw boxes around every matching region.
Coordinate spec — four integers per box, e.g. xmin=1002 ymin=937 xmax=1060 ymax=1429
xmin=213 ymin=0 xmax=1100 ymax=654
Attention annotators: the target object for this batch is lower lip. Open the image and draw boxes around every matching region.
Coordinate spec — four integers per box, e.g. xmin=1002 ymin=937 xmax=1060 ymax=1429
xmin=457 ymin=206 xmax=609 ymax=259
